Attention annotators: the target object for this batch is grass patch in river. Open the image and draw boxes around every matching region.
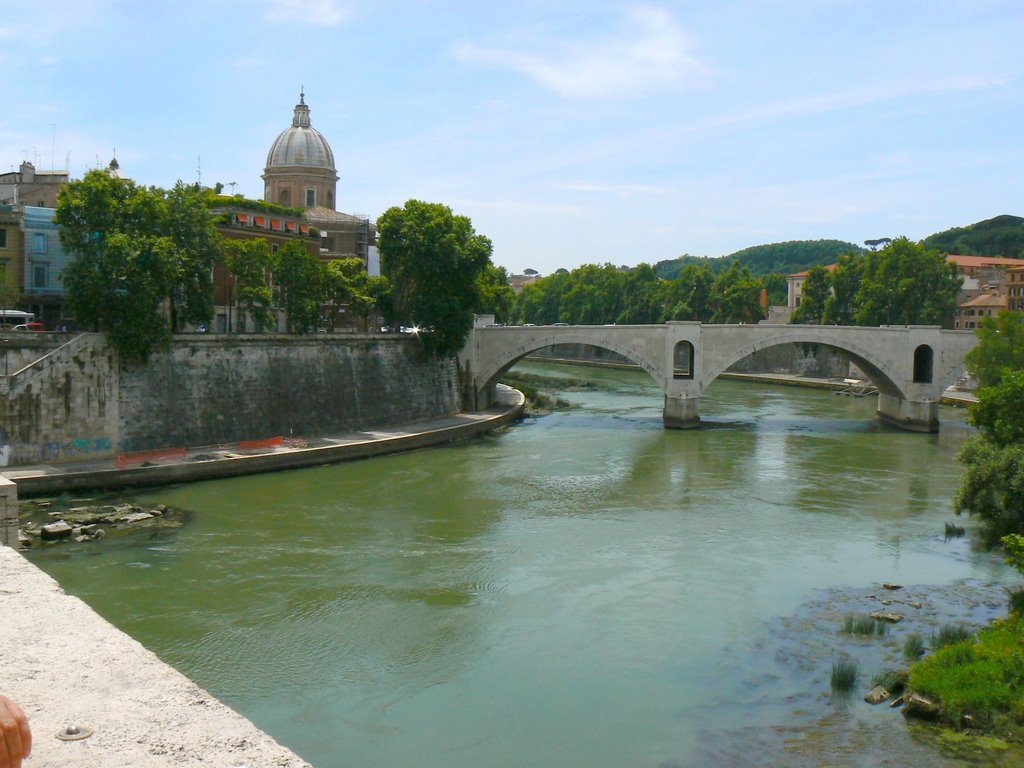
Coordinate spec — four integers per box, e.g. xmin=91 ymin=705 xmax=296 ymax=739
xmin=840 ymin=614 xmax=887 ymax=637
xmin=830 ymin=654 xmax=859 ymax=693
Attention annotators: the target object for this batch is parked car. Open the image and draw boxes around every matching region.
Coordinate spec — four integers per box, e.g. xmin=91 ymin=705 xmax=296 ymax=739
xmin=12 ymin=322 xmax=45 ymax=332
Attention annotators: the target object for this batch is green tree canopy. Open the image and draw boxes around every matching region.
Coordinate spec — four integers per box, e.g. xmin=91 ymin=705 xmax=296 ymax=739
xmin=954 ymin=314 xmax=1024 ymax=543
xmin=791 ymin=265 xmax=829 ymax=324
xmin=476 ymin=264 xmax=516 ymax=324
xmin=161 ymin=182 xmax=222 ymax=332
xmin=965 ymin=311 xmax=1024 ymax=388
xmin=710 ymin=262 xmax=763 ymax=323
xmin=853 ymin=238 xmax=961 ymax=327
xmin=969 ymin=369 xmax=1024 ymax=448
xmin=57 ymin=171 xmax=177 ymax=360
xmin=225 ymin=238 xmax=275 ymax=332
xmin=274 ymin=240 xmax=324 ymax=334
xmin=379 ymin=199 xmax=492 ymax=355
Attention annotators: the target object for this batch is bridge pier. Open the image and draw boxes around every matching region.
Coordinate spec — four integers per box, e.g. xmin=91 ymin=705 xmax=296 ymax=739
xmin=663 ymin=395 xmax=700 ymax=430
xmin=876 ymin=392 xmax=939 ymax=433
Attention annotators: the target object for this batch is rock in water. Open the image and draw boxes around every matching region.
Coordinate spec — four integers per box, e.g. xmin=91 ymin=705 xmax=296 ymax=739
xmin=865 ymin=686 xmax=890 ymax=704
xmin=870 ymin=611 xmax=904 ymax=623
xmin=902 ymin=693 xmax=941 ymax=721
xmin=40 ymin=521 xmax=73 ymax=540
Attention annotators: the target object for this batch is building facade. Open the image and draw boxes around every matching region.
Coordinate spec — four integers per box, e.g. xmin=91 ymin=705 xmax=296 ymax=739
xmin=21 ymin=206 xmax=72 ymax=327
xmin=0 ymin=162 xmax=68 ymax=208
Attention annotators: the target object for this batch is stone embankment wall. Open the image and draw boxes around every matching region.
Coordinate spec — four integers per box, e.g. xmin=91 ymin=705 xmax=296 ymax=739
xmin=118 ymin=334 xmax=461 ymax=451
xmin=0 ymin=334 xmax=121 ymax=467
xmin=0 ymin=333 xmax=461 ymax=465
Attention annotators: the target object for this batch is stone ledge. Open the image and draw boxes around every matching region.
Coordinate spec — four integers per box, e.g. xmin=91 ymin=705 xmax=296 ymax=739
xmin=0 ymin=543 xmax=313 ymax=767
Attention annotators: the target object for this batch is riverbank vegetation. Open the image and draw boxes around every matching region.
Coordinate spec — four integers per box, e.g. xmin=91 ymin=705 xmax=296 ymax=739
xmin=509 ymin=237 xmax=965 ymax=328
xmin=899 ymin=310 xmax=1024 ymax=737
xmin=497 ymin=371 xmax=581 ymax=414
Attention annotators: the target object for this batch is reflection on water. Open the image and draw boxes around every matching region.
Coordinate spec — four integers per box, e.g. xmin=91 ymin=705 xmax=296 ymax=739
xmin=26 ymin=362 xmax=1017 ymax=768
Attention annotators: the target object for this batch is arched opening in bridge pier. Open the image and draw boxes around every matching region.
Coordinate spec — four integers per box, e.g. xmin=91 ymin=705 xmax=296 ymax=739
xmin=673 ymin=341 xmax=694 ymax=379
xmin=912 ymin=345 xmax=934 ymax=384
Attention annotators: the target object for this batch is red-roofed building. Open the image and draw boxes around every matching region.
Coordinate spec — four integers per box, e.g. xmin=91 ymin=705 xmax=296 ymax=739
xmin=956 ymin=290 xmax=1007 ymax=330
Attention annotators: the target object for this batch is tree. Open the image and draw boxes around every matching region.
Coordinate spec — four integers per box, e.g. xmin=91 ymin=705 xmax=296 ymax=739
xmin=226 ymin=238 xmax=275 ymax=332
xmin=853 ymin=238 xmax=961 ymax=327
xmin=658 ymin=262 xmax=715 ymax=322
xmin=968 ymin=369 xmax=1024 ymax=448
xmin=274 ymin=240 xmax=323 ymax=334
xmin=710 ymin=262 xmax=763 ymax=323
xmin=791 ymin=265 xmax=829 ymax=324
xmin=476 ymin=264 xmax=516 ymax=324
xmin=954 ymin=322 xmax=1024 ymax=542
xmin=616 ymin=263 xmax=661 ymax=324
xmin=762 ymin=272 xmax=788 ymax=307
xmin=378 ymin=200 xmax=492 ymax=355
xmin=954 ymin=437 xmax=1024 ymax=542
xmin=516 ymin=271 xmax=570 ymax=324
xmin=822 ymin=253 xmax=862 ymax=325
xmin=559 ymin=264 xmax=622 ymax=325
xmin=965 ymin=311 xmax=1024 ymax=388
xmin=160 ymin=182 xmax=221 ymax=332
xmin=57 ymin=170 xmax=174 ymax=360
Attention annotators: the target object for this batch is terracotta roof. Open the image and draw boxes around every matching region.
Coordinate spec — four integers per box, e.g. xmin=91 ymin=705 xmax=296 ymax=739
xmin=959 ymin=292 xmax=1007 ymax=309
xmin=788 ymin=264 xmax=838 ymax=278
xmin=946 ymin=254 xmax=1024 ymax=269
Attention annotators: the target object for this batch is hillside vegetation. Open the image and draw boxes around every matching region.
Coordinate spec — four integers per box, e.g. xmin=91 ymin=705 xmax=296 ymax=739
xmin=655 ymin=239 xmax=863 ymax=279
xmin=921 ymin=215 xmax=1024 ymax=259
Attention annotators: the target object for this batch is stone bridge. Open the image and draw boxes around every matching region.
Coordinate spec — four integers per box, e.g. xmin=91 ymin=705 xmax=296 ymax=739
xmin=459 ymin=322 xmax=978 ymax=432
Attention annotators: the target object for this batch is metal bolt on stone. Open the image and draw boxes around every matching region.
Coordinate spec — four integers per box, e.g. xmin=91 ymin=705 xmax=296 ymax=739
xmin=56 ymin=723 xmax=93 ymax=741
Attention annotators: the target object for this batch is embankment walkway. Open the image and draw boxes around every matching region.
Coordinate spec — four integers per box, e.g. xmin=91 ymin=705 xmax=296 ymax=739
xmin=3 ymin=386 xmax=525 ymax=496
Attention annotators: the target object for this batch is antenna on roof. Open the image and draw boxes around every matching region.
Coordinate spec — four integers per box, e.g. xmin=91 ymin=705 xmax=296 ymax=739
xmin=49 ymin=124 xmax=56 ymax=171
xmin=197 ymin=155 xmax=201 ymax=186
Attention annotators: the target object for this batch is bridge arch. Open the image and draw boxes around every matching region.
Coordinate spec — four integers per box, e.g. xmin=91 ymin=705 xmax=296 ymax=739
xmin=699 ymin=329 xmax=906 ymax=399
xmin=475 ymin=332 xmax=667 ymax=403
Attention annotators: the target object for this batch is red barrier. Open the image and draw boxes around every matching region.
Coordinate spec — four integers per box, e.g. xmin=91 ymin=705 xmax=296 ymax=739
xmin=237 ymin=436 xmax=283 ymax=451
xmin=116 ymin=446 xmax=187 ymax=470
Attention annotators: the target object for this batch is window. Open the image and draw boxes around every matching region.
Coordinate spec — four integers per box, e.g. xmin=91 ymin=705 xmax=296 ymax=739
xmin=305 ymin=188 xmax=316 ymax=207
xmin=0 ymin=228 xmax=6 ymax=248
xmin=33 ymin=232 xmax=46 ymax=253
xmin=278 ymin=189 xmax=291 ymax=206
xmin=33 ymin=264 xmax=48 ymax=289
xmin=271 ymin=243 xmax=279 ymax=255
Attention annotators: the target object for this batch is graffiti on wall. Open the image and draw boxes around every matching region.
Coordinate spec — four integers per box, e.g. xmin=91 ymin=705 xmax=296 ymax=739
xmin=1 ymin=436 xmax=114 ymax=466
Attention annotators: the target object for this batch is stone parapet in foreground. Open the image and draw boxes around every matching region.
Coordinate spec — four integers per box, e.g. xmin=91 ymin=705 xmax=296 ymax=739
xmin=0 ymin=543 xmax=313 ymax=767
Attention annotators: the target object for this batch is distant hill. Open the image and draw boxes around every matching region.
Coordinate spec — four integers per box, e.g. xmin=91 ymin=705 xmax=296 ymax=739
xmin=921 ymin=215 xmax=1024 ymax=259
xmin=655 ymin=239 xmax=863 ymax=280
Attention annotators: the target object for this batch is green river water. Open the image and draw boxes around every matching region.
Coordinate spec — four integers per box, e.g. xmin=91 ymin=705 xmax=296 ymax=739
xmin=25 ymin=361 xmax=1022 ymax=767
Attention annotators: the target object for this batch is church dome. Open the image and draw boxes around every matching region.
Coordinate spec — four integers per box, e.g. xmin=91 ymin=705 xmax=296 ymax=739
xmin=265 ymin=92 xmax=336 ymax=171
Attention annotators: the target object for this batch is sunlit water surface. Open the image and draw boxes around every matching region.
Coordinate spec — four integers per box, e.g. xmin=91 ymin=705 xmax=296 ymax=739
xmin=26 ymin=362 xmax=1020 ymax=767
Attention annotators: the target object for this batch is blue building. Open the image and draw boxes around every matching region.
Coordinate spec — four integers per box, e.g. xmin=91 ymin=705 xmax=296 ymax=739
xmin=22 ymin=206 xmax=71 ymax=327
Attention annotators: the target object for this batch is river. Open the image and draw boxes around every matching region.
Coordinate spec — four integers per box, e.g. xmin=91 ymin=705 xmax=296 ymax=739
xmin=24 ymin=361 xmax=1022 ymax=767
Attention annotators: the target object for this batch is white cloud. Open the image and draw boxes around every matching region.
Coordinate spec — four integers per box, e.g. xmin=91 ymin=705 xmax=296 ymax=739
xmin=263 ymin=0 xmax=351 ymax=26
xmin=455 ymin=5 xmax=707 ymax=100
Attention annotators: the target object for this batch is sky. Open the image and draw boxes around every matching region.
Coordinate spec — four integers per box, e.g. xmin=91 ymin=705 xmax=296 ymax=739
xmin=1 ymin=1 xmax=1022 ymax=275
